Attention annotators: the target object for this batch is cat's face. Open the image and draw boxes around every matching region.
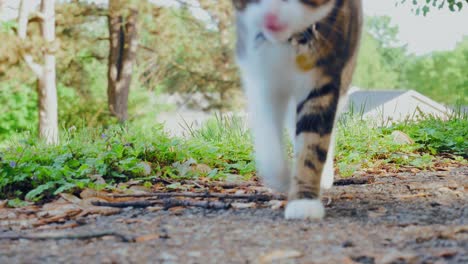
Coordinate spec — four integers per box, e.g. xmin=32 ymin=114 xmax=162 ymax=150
xmin=233 ymin=0 xmax=336 ymax=43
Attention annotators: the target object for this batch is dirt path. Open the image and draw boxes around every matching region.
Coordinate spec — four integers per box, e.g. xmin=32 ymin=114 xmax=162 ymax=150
xmin=1 ymin=167 xmax=466 ymax=264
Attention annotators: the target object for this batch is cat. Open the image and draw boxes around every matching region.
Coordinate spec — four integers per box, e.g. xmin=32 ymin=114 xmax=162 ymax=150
xmin=232 ymin=0 xmax=363 ymax=219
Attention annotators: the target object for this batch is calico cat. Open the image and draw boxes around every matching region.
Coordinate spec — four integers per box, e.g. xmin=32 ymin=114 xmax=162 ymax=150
xmin=232 ymin=0 xmax=362 ymax=219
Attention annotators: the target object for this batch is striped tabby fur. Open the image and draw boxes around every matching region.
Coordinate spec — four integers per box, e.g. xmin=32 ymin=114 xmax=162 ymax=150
xmin=232 ymin=0 xmax=363 ymax=219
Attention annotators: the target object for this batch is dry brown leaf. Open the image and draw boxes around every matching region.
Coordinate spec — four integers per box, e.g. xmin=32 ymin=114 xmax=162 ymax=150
xmin=234 ymin=189 xmax=246 ymax=195
xmin=135 ymin=233 xmax=160 ymax=243
xmin=231 ymin=202 xmax=256 ymax=209
xmin=250 ymin=186 xmax=274 ymax=193
xmin=59 ymin=193 xmax=82 ymax=204
xmin=432 ymin=249 xmax=459 ymax=259
xmin=39 ymin=202 xmax=82 ymax=218
xmin=258 ymin=249 xmax=303 ymax=263
xmin=33 ymin=209 xmax=82 ymax=227
xmin=114 ymin=218 xmax=150 ymax=224
xmin=268 ymin=200 xmax=286 ymax=210
xmin=78 ymin=206 xmax=121 ymax=217
xmin=379 ymin=250 xmax=419 ymax=264
xmin=395 ymin=193 xmax=430 ymax=199
xmin=128 ymin=185 xmax=153 ymax=194
xmin=79 ymin=189 xmax=112 ymax=200
xmin=36 ymin=222 xmax=80 ymax=231
xmin=339 ymin=193 xmax=355 ymax=200
xmin=0 ymin=200 xmax=7 ymax=209
xmin=368 ymin=207 xmax=388 ymax=218
xmin=169 ymin=206 xmax=185 ymax=215
xmin=147 ymin=206 xmax=164 ymax=212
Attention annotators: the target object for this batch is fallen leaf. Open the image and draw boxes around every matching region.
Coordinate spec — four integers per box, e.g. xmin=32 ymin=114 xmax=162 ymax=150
xmin=379 ymin=250 xmax=419 ymax=264
xmin=128 ymin=185 xmax=152 ymax=194
xmin=80 ymin=189 xmax=110 ymax=200
xmin=395 ymin=193 xmax=430 ymax=199
xmin=33 ymin=209 xmax=82 ymax=227
xmin=169 ymin=206 xmax=185 ymax=215
xmin=339 ymin=193 xmax=355 ymax=200
xmin=114 ymin=218 xmax=149 ymax=224
xmin=59 ymin=193 xmax=82 ymax=204
xmin=368 ymin=207 xmax=388 ymax=218
xmin=234 ymin=189 xmax=246 ymax=195
xmin=0 ymin=200 xmax=7 ymax=208
xmin=231 ymin=202 xmax=256 ymax=209
xmin=268 ymin=200 xmax=286 ymax=210
xmin=258 ymin=249 xmax=303 ymax=263
xmin=78 ymin=206 xmax=121 ymax=218
xmin=147 ymin=206 xmax=164 ymax=212
xmin=37 ymin=222 xmax=80 ymax=230
xmin=432 ymin=249 xmax=458 ymax=259
xmin=135 ymin=233 xmax=160 ymax=243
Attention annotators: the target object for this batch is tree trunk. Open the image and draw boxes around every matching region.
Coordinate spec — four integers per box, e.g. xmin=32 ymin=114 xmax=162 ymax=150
xmin=18 ymin=0 xmax=58 ymax=144
xmin=107 ymin=1 xmax=138 ymax=123
xmin=39 ymin=0 xmax=58 ymax=144
xmin=0 ymin=0 xmax=5 ymax=15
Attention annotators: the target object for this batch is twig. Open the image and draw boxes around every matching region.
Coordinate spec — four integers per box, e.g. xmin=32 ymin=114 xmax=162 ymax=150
xmin=92 ymin=198 xmax=231 ymax=210
xmin=106 ymin=192 xmax=286 ymax=201
xmin=0 ymin=231 xmax=132 ymax=242
xmin=190 ymin=181 xmax=261 ymax=189
xmin=334 ymin=176 xmax=375 ymax=186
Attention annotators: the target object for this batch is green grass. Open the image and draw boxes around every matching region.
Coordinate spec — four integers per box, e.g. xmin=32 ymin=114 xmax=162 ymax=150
xmin=0 ymin=112 xmax=466 ymax=203
xmin=336 ymin=112 xmax=467 ymax=176
xmin=0 ymin=121 xmax=255 ymax=202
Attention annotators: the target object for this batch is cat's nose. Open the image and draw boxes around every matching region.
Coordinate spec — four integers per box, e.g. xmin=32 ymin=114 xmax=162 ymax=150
xmin=264 ymin=13 xmax=286 ymax=32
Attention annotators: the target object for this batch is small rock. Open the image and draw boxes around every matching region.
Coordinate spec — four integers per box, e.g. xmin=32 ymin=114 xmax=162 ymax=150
xmin=138 ymin=162 xmax=152 ymax=176
xmin=391 ymin=131 xmax=414 ymax=145
xmin=342 ymin=240 xmax=355 ymax=248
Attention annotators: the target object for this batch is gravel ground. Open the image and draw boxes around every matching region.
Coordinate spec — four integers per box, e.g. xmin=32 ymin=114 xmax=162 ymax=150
xmin=0 ymin=167 xmax=466 ymax=264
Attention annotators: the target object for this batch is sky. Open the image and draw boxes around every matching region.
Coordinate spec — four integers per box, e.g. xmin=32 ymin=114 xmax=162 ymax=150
xmin=1 ymin=0 xmax=467 ymax=55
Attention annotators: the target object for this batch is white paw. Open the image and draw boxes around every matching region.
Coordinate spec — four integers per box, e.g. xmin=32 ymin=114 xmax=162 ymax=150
xmin=284 ymin=199 xmax=325 ymax=220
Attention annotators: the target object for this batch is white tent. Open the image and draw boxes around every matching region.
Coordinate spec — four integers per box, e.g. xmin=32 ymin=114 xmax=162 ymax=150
xmin=345 ymin=88 xmax=453 ymax=125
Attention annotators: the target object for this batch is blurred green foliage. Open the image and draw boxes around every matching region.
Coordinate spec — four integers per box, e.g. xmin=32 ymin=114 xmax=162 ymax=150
xmin=0 ymin=1 xmax=466 ymax=141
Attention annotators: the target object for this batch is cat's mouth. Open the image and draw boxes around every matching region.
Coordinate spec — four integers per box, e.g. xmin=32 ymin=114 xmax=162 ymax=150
xmin=265 ymin=22 xmax=287 ymax=33
xmin=263 ymin=13 xmax=288 ymax=33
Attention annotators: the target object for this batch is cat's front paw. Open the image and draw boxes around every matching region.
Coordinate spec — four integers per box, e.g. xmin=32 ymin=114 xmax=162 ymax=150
xmin=284 ymin=199 xmax=325 ymax=220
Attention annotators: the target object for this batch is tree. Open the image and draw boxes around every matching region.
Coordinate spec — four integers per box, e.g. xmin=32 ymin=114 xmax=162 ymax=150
xmin=353 ymin=16 xmax=408 ymax=89
xmin=18 ymin=0 xmax=59 ymax=144
xmin=396 ymin=0 xmax=467 ymax=15
xmin=107 ymin=0 xmax=139 ymax=122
